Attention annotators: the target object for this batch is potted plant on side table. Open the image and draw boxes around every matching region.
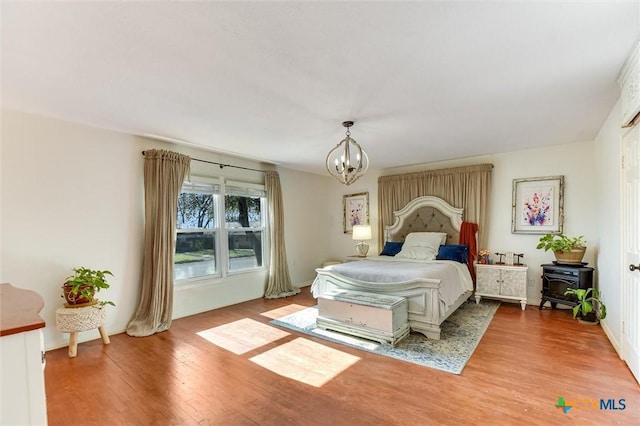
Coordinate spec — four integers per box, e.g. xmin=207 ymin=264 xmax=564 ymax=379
xmin=564 ymin=287 xmax=606 ymax=324
xmin=536 ymin=234 xmax=586 ymax=264
xmin=62 ymin=267 xmax=115 ymax=307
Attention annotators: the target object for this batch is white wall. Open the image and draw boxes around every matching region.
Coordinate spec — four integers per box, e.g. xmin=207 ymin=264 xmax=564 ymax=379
xmin=328 ymin=141 xmax=598 ymax=307
xmin=486 ymin=142 xmax=597 ymax=305
xmin=2 ymin=109 xmax=143 ymax=350
xmin=1 ymin=109 xmax=330 ymax=350
xmin=278 ymin=167 xmax=333 ymax=284
xmin=326 ymin=172 xmax=381 ymax=260
xmin=0 ymin=110 xmax=3 ymax=281
xmin=594 ymin=100 xmax=623 ymax=353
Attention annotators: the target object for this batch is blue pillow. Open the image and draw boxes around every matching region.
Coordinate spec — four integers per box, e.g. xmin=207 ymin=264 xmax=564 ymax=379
xmin=436 ymin=244 xmax=469 ymax=263
xmin=380 ymin=241 xmax=404 ymax=256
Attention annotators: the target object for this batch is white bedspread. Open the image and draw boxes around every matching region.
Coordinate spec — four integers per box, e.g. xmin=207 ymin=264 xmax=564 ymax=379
xmin=315 ymin=256 xmax=473 ymax=309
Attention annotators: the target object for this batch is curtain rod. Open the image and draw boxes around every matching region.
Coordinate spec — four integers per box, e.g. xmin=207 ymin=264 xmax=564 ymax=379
xmin=141 ymin=151 xmax=266 ymax=173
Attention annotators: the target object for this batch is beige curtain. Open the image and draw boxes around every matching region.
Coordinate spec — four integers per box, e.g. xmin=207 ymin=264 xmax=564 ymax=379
xmin=378 ymin=164 xmax=493 ymax=249
xmin=127 ymin=149 xmax=191 ymax=337
xmin=264 ymin=171 xmax=300 ymax=299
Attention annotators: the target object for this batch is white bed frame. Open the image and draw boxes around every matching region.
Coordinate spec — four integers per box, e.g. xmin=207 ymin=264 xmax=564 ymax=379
xmin=313 ymin=196 xmax=473 ymax=340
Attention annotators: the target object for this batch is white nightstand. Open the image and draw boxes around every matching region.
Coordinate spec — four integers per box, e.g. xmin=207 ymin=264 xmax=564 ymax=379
xmin=475 ymin=263 xmax=528 ymax=310
xmin=343 ymin=255 xmax=368 ymax=262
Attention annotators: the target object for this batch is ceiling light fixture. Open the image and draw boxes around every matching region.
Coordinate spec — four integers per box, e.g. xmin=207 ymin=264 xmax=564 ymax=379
xmin=326 ymin=121 xmax=369 ymax=186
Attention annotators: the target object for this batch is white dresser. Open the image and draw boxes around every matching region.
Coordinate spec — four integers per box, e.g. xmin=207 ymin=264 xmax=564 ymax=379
xmin=0 ymin=283 xmax=47 ymax=426
xmin=475 ymin=264 xmax=528 ymax=310
xmin=317 ymin=289 xmax=409 ymax=346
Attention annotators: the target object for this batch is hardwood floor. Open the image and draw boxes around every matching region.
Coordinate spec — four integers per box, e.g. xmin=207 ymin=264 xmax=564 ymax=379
xmin=45 ymin=289 xmax=639 ymax=425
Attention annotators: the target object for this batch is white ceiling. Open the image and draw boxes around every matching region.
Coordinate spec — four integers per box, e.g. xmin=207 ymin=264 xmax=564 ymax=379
xmin=2 ymin=1 xmax=638 ymax=175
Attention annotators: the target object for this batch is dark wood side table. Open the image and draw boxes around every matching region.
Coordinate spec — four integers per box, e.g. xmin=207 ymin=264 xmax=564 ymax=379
xmin=539 ymin=263 xmax=594 ymax=309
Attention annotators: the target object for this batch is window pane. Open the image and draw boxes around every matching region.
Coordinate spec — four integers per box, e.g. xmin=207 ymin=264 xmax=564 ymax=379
xmin=174 ymin=231 xmax=216 ymax=280
xmin=225 ymin=195 xmax=262 ymax=228
xmin=177 ymin=193 xmax=215 ymax=229
xmin=228 ymin=230 xmax=262 ymax=271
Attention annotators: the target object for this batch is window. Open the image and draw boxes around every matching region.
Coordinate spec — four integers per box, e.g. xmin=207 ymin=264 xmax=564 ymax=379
xmin=174 ymin=177 xmax=266 ymax=281
xmin=225 ymin=183 xmax=266 ymax=272
xmin=175 ymin=180 xmax=219 ymax=281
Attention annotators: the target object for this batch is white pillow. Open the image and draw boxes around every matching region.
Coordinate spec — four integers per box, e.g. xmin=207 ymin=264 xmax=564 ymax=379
xmin=395 ymin=232 xmax=447 ymax=260
xmin=395 ymin=246 xmax=437 ymax=260
xmin=403 ymin=232 xmax=447 ymax=248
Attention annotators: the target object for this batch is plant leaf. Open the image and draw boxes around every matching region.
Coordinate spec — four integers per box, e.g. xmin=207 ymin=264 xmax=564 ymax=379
xmin=572 ymin=305 xmax=580 ymax=318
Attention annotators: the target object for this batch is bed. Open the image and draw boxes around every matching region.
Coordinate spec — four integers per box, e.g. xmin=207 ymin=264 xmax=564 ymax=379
xmin=311 ymin=196 xmax=475 ymax=340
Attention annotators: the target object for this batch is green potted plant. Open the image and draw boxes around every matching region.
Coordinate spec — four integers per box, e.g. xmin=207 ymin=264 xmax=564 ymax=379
xmin=62 ymin=267 xmax=115 ymax=307
xmin=564 ymin=287 xmax=606 ymax=324
xmin=536 ymin=234 xmax=586 ymax=264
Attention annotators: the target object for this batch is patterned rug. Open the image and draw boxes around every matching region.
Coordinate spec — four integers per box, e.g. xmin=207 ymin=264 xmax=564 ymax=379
xmin=271 ymin=299 xmax=500 ymax=374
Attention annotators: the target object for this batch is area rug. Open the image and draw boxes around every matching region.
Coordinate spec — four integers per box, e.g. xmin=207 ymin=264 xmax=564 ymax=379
xmin=271 ymin=299 xmax=500 ymax=374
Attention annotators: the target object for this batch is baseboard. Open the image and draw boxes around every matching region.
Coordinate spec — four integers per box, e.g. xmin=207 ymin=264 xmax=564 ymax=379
xmin=600 ymin=320 xmax=623 ymax=360
xmin=296 ymin=280 xmax=312 ymax=289
xmin=45 ymin=323 xmax=129 ymax=352
xmin=45 ymin=283 xmax=313 ymax=352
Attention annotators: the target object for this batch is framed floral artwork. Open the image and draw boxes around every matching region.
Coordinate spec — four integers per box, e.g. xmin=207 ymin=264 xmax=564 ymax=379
xmin=512 ymin=176 xmax=564 ymax=234
xmin=343 ymin=192 xmax=369 ymax=233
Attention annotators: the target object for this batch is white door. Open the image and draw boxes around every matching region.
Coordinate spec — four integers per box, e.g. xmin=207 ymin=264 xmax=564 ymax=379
xmin=622 ymin=123 xmax=640 ymax=384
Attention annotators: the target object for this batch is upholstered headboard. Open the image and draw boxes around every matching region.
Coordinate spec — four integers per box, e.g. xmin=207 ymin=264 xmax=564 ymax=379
xmin=384 ymin=196 xmax=463 ymax=244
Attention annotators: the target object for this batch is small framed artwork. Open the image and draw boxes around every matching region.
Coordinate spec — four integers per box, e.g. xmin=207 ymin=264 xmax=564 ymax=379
xmin=512 ymin=176 xmax=564 ymax=234
xmin=343 ymin=192 xmax=369 ymax=233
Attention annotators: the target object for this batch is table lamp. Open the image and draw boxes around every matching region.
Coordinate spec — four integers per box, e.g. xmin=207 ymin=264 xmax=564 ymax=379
xmin=352 ymin=224 xmax=372 ymax=257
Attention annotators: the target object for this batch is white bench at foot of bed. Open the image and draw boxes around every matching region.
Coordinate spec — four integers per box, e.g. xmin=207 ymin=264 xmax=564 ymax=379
xmin=316 ymin=289 xmax=410 ymax=346
xmin=312 ymin=270 xmax=473 ymax=340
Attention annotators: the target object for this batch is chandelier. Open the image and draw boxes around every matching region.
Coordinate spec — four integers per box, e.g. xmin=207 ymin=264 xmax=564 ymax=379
xmin=325 ymin=121 xmax=369 ymax=186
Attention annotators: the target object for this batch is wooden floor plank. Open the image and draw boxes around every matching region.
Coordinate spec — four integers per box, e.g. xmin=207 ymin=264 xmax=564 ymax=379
xmin=45 ymin=290 xmax=639 ymax=425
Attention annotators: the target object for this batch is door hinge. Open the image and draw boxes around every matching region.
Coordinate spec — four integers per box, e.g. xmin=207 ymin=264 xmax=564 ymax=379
xmin=621 ymin=155 xmax=625 ymax=170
